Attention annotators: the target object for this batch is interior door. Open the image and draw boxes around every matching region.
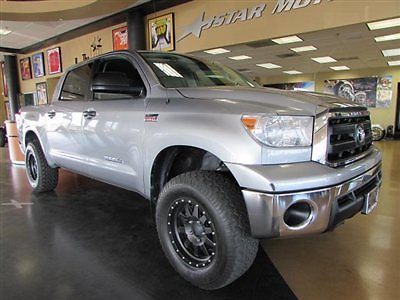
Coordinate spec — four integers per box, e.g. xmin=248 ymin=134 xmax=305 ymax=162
xmin=45 ymin=63 xmax=94 ymax=173
xmin=81 ymin=55 xmax=147 ymax=192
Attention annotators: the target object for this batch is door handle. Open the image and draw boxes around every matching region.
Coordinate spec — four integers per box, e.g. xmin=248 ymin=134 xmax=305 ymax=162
xmin=47 ymin=110 xmax=56 ymax=118
xmin=83 ymin=110 xmax=97 ymax=119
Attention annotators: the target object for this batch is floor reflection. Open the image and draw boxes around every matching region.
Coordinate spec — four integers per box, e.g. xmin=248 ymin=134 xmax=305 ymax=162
xmin=0 ymin=148 xmax=295 ymax=300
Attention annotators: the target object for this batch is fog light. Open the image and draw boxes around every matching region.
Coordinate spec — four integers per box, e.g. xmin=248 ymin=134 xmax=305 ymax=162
xmin=284 ymin=202 xmax=312 ymax=228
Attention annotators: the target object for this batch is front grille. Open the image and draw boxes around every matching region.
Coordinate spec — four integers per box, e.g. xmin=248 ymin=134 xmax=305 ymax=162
xmin=327 ymin=111 xmax=373 ymax=166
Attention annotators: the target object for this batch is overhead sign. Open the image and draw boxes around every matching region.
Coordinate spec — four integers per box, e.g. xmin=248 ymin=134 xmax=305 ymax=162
xmin=177 ymin=0 xmax=333 ymax=42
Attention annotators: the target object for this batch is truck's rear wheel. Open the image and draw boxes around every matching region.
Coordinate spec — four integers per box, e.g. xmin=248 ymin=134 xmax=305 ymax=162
xmin=156 ymin=171 xmax=258 ymax=290
xmin=25 ymin=140 xmax=58 ymax=193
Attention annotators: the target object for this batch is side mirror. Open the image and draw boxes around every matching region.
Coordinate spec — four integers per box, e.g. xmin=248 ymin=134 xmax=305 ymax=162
xmin=91 ymin=72 xmax=144 ymax=95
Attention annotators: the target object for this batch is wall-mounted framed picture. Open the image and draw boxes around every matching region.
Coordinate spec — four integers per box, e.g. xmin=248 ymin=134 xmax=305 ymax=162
xmin=36 ymin=82 xmax=48 ymax=105
xmin=20 ymin=57 xmax=32 ymax=80
xmin=112 ymin=26 xmax=128 ymax=50
xmin=32 ymin=52 xmax=46 ymax=78
xmin=0 ymin=62 xmax=8 ymax=97
xmin=4 ymin=101 xmax=11 ymax=120
xmin=148 ymin=13 xmax=175 ymax=52
xmin=47 ymin=47 xmax=62 ymax=75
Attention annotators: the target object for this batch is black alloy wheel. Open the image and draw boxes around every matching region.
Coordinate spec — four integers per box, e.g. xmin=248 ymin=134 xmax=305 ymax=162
xmin=156 ymin=171 xmax=259 ymax=290
xmin=27 ymin=151 xmax=39 ymax=182
xmin=168 ymin=198 xmax=217 ymax=268
xmin=25 ymin=140 xmax=59 ymax=192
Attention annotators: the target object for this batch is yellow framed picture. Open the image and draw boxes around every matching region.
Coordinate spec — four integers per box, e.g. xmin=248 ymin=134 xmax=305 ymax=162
xmin=148 ymin=13 xmax=175 ymax=52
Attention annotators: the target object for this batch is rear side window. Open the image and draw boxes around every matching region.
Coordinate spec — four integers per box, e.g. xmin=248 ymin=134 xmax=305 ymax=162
xmin=60 ymin=63 xmax=93 ymax=101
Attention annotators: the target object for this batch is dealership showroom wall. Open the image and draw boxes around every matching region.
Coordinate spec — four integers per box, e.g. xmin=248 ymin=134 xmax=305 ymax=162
xmin=0 ymin=0 xmax=400 ymax=299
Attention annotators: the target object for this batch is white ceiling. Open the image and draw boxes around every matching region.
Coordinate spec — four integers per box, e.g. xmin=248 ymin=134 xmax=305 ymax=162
xmin=191 ymin=22 xmax=400 ymax=78
xmin=0 ymin=17 xmax=107 ymax=50
xmin=0 ymin=0 xmax=150 ymax=56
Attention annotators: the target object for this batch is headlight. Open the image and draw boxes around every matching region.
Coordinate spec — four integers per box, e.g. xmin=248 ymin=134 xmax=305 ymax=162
xmin=241 ymin=114 xmax=313 ymax=147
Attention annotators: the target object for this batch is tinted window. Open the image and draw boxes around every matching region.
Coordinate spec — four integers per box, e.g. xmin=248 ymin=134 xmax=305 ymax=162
xmin=94 ymin=57 xmax=145 ymax=100
xmin=60 ymin=63 xmax=93 ymax=101
xmin=140 ymin=52 xmax=258 ymax=88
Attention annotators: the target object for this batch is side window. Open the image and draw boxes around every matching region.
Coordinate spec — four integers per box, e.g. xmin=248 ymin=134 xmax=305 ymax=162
xmin=60 ymin=63 xmax=93 ymax=101
xmin=94 ymin=57 xmax=145 ymax=101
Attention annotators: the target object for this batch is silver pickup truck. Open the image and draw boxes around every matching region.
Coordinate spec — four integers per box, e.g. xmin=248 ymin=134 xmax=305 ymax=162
xmin=18 ymin=50 xmax=382 ymax=290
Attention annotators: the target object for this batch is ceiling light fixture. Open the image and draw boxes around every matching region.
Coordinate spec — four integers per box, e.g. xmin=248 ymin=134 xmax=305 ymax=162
xmin=388 ymin=60 xmax=400 ymax=66
xmin=228 ymin=55 xmax=252 ymax=60
xmin=367 ymin=17 xmax=400 ymax=30
xmin=374 ymin=33 xmax=400 ymax=42
xmin=203 ymin=48 xmax=231 ymax=55
xmin=382 ymin=48 xmax=400 ymax=57
xmin=283 ymin=70 xmax=303 ymax=75
xmin=256 ymin=63 xmax=282 ymax=69
xmin=0 ymin=28 xmax=12 ymax=36
xmin=290 ymin=45 xmax=317 ymax=52
xmin=311 ymin=56 xmax=337 ymax=64
xmin=272 ymin=35 xmax=303 ymax=44
xmin=330 ymin=66 xmax=350 ymax=71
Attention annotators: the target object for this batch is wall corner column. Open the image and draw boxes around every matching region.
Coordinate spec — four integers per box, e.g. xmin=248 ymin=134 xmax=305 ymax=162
xmin=127 ymin=10 xmax=146 ymax=50
xmin=4 ymin=55 xmax=20 ymax=121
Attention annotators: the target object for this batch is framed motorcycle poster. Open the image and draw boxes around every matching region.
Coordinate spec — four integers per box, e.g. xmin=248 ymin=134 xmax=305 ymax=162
xmin=324 ymin=76 xmax=393 ymax=108
xmin=148 ymin=13 xmax=175 ymax=52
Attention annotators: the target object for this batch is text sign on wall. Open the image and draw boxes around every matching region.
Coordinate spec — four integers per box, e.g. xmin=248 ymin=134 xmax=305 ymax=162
xmin=177 ymin=0 xmax=333 ymax=42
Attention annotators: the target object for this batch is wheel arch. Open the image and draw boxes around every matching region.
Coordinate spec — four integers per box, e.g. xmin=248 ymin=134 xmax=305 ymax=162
xmin=24 ymin=129 xmax=56 ymax=167
xmin=149 ymin=145 xmax=239 ymax=204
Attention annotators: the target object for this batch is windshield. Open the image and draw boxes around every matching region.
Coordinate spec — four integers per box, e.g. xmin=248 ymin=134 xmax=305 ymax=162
xmin=140 ymin=52 xmax=258 ymax=88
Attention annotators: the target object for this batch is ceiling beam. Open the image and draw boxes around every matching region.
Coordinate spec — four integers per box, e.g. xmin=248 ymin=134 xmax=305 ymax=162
xmin=0 ymin=47 xmax=20 ymax=54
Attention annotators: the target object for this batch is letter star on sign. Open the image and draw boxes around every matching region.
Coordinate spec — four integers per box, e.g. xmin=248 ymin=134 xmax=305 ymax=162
xmin=177 ymin=3 xmax=266 ymax=42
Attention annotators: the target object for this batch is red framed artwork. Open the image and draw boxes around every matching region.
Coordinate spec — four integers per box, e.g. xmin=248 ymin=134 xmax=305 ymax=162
xmin=47 ymin=47 xmax=63 ymax=75
xmin=20 ymin=57 xmax=32 ymax=80
xmin=112 ymin=26 xmax=128 ymax=51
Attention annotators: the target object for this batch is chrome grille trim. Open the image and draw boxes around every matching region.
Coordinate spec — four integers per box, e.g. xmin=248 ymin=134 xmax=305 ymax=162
xmin=312 ymin=109 xmax=373 ymax=167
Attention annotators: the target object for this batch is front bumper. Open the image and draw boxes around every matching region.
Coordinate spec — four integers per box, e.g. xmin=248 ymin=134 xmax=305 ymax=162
xmin=235 ymin=148 xmax=382 ymax=238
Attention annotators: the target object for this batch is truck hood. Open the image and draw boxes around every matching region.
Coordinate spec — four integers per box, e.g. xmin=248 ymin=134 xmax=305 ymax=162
xmin=176 ymin=86 xmax=362 ymax=115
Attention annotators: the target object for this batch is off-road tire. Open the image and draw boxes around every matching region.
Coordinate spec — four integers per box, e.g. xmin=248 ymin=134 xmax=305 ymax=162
xmin=156 ymin=171 xmax=258 ymax=290
xmin=25 ymin=140 xmax=58 ymax=192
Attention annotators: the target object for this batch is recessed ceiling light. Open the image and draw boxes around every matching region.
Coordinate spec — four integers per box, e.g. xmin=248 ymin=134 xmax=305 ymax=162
xmin=382 ymin=48 xmax=400 ymax=57
xmin=311 ymin=56 xmax=337 ymax=64
xmin=204 ymin=48 xmax=231 ymax=55
xmin=283 ymin=70 xmax=303 ymax=75
xmin=0 ymin=28 xmax=12 ymax=36
xmin=367 ymin=17 xmax=400 ymax=30
xmin=272 ymin=35 xmax=303 ymax=44
xmin=388 ymin=60 xmax=400 ymax=66
xmin=228 ymin=55 xmax=252 ymax=60
xmin=290 ymin=45 xmax=317 ymax=52
xmin=374 ymin=33 xmax=400 ymax=42
xmin=256 ymin=63 xmax=282 ymax=69
xmin=330 ymin=66 xmax=350 ymax=71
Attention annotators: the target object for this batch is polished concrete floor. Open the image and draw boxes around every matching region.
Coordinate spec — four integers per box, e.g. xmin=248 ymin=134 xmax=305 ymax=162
xmin=1 ymin=142 xmax=399 ymax=299
xmin=264 ymin=141 xmax=400 ymax=299
xmin=0 ymin=148 xmax=294 ymax=299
